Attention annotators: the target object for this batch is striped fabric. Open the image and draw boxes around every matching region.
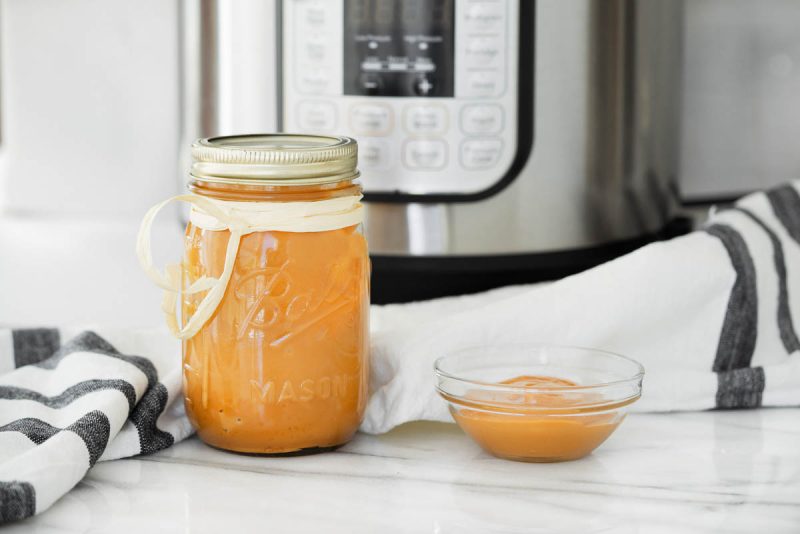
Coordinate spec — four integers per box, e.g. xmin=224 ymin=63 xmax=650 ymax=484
xmin=0 ymin=328 xmax=191 ymax=522
xmin=706 ymin=183 xmax=800 ymax=408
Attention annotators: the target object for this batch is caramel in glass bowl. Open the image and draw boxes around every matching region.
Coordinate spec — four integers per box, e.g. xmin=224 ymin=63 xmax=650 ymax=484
xmin=435 ymin=345 xmax=644 ymax=462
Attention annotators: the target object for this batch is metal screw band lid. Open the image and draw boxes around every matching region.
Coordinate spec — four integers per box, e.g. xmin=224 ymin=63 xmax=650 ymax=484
xmin=190 ymin=134 xmax=359 ymax=186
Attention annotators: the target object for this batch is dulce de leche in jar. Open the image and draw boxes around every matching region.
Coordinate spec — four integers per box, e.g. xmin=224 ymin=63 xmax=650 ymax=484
xmin=139 ymin=134 xmax=370 ymax=454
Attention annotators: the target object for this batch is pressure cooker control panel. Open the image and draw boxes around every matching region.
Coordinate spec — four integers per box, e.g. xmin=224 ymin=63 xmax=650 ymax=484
xmin=282 ymin=0 xmax=521 ymax=198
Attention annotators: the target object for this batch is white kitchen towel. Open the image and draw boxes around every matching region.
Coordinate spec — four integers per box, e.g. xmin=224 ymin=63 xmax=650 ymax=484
xmin=0 ymin=327 xmax=190 ymax=522
xmin=363 ymin=182 xmax=800 ymax=433
xmin=2 ymin=182 xmax=799 ymax=523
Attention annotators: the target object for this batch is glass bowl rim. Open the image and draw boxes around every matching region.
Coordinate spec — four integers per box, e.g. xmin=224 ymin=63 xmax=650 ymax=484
xmin=434 ymin=343 xmax=645 ymax=394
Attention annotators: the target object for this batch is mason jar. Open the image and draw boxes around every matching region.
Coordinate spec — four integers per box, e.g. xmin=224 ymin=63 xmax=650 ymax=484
xmin=139 ymin=134 xmax=369 ymax=454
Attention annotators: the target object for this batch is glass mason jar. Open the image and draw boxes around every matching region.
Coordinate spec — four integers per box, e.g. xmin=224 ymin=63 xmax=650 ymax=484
xmin=143 ymin=134 xmax=369 ymax=455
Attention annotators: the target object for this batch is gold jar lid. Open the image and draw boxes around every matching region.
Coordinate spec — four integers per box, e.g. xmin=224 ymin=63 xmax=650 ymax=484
xmin=191 ymin=134 xmax=359 ymax=186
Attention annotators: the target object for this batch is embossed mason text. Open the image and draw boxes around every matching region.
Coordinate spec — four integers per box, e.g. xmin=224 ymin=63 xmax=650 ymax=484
xmin=249 ymin=375 xmax=353 ymax=404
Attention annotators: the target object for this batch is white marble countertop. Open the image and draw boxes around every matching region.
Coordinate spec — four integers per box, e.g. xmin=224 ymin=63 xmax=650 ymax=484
xmin=6 ymin=410 xmax=800 ymax=533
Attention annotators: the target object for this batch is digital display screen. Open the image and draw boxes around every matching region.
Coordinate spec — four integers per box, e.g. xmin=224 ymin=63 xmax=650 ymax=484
xmin=343 ymin=0 xmax=455 ymax=97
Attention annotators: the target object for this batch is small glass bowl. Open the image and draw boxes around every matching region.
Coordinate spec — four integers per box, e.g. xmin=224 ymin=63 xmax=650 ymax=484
xmin=434 ymin=344 xmax=644 ymax=462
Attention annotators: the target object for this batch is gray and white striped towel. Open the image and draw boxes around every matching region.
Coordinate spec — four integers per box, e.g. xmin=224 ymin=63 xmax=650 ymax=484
xmin=0 ymin=328 xmax=190 ymax=523
xmin=2 ymin=182 xmax=800 ymax=523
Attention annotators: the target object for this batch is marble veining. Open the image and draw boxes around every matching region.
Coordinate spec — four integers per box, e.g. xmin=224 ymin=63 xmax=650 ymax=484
xmin=8 ymin=410 xmax=800 ymax=533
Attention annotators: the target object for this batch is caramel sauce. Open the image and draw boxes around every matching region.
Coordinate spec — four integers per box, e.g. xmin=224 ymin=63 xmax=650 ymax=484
xmin=182 ymin=182 xmax=369 ymax=454
xmin=450 ymin=375 xmax=629 ymax=462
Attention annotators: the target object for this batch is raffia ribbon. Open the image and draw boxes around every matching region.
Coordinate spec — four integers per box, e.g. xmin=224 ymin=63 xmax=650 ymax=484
xmin=136 ymin=193 xmax=364 ymax=340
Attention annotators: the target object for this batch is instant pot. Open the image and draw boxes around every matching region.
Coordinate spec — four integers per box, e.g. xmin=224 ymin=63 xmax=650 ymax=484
xmin=181 ymin=0 xmax=685 ymax=303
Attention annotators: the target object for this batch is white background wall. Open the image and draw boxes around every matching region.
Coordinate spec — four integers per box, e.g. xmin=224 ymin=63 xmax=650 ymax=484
xmin=0 ymin=0 xmax=181 ymax=218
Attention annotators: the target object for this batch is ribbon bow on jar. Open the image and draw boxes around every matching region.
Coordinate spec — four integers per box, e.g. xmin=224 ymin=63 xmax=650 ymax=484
xmin=136 ymin=193 xmax=364 ymax=340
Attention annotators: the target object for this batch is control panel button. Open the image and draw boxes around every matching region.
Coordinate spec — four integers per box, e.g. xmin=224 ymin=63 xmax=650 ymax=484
xmin=358 ymin=139 xmax=392 ymax=170
xmin=361 ymin=58 xmax=383 ymax=72
xmin=300 ymin=3 xmax=327 ymax=27
xmin=359 ymin=73 xmax=382 ymax=95
xmin=404 ymin=139 xmax=448 ymax=170
xmin=460 ymin=139 xmax=503 ymax=169
xmin=303 ymin=38 xmax=327 ymax=63
xmin=389 ymin=59 xmax=410 ymax=72
xmin=464 ymin=36 xmax=503 ymax=67
xmin=297 ymin=100 xmax=337 ymax=131
xmin=464 ymin=1 xmax=505 ymax=32
xmin=460 ymin=105 xmax=503 ymax=135
xmin=413 ymin=76 xmax=436 ymax=96
xmin=350 ymin=104 xmax=393 ymax=135
xmin=404 ymin=105 xmax=448 ymax=135
xmin=296 ymin=68 xmax=332 ymax=93
xmin=413 ymin=58 xmax=436 ymax=73
xmin=464 ymin=72 xmax=504 ymax=97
